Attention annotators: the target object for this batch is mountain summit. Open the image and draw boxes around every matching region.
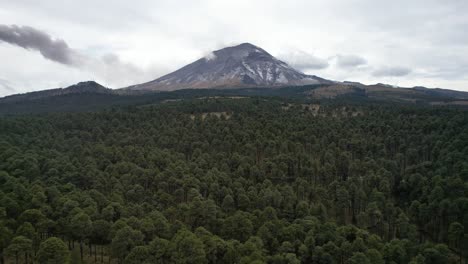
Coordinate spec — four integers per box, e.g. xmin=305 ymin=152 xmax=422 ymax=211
xmin=0 ymin=81 xmax=111 ymax=103
xmin=126 ymin=43 xmax=331 ymax=91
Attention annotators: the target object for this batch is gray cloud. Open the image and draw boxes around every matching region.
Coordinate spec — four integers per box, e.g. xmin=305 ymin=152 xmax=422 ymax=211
xmin=336 ymin=54 xmax=367 ymax=68
xmin=0 ymin=79 xmax=15 ymax=92
xmin=0 ymin=24 xmax=78 ymax=65
xmin=372 ymin=66 xmax=412 ymax=77
xmin=0 ymin=24 xmax=159 ymax=88
xmin=277 ymin=50 xmax=329 ymax=71
xmin=1 ymin=1 xmax=468 ymax=92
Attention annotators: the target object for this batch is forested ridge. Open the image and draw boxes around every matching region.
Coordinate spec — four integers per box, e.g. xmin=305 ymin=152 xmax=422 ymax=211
xmin=0 ymin=98 xmax=467 ymax=264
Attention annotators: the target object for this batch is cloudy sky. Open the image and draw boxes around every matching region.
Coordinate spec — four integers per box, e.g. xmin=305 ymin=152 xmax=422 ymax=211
xmin=0 ymin=0 xmax=467 ymax=96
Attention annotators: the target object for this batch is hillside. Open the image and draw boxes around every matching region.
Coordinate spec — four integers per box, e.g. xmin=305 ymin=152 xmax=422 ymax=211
xmin=1 ymin=43 xmax=468 ymax=114
xmin=0 ymin=81 xmax=112 ymax=103
xmin=2 ymin=82 xmax=468 ymax=115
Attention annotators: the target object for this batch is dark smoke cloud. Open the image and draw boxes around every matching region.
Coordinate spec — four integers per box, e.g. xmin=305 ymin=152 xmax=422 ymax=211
xmin=0 ymin=24 xmax=157 ymax=87
xmin=0 ymin=24 xmax=78 ymax=65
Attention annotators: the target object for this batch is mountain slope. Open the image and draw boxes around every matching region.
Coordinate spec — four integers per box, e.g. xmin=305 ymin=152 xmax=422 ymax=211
xmin=126 ymin=43 xmax=332 ymax=91
xmin=0 ymin=81 xmax=112 ymax=103
xmin=307 ymin=82 xmax=468 ymax=103
xmin=2 ymin=43 xmax=468 ymax=113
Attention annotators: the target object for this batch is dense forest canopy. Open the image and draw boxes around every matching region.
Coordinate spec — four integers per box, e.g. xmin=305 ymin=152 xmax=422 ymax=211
xmin=0 ymin=97 xmax=467 ymax=263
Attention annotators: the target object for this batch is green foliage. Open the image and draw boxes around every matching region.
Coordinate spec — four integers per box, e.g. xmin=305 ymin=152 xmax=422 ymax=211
xmin=124 ymin=246 xmax=151 ymax=264
xmin=111 ymin=226 xmax=144 ymax=261
xmin=169 ymin=229 xmax=206 ymax=263
xmin=36 ymin=237 xmax=69 ymax=264
xmin=0 ymin=98 xmax=467 ymax=263
xmin=5 ymin=235 xmax=32 ymax=262
xmin=348 ymin=252 xmax=370 ymax=264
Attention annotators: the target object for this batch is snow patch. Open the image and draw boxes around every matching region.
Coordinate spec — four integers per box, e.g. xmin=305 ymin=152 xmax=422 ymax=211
xmin=266 ymin=67 xmax=274 ymax=82
xmin=256 ymin=65 xmax=265 ymax=79
xmin=242 ymin=61 xmax=257 ymax=75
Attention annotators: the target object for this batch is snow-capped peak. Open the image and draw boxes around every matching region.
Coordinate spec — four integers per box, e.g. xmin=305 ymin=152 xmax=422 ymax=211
xmin=126 ymin=43 xmax=332 ymax=91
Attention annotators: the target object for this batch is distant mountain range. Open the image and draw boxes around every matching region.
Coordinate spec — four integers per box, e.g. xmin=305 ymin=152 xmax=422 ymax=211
xmin=1 ymin=42 xmax=468 ymax=111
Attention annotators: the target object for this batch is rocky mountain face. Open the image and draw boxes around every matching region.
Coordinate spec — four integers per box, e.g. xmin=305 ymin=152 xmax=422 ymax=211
xmin=126 ymin=43 xmax=332 ymax=91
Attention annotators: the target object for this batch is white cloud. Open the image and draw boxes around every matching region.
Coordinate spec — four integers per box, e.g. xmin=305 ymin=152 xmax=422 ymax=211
xmin=0 ymin=0 xmax=467 ymax=94
xmin=204 ymin=52 xmax=217 ymax=61
xmin=277 ymin=49 xmax=329 ymax=71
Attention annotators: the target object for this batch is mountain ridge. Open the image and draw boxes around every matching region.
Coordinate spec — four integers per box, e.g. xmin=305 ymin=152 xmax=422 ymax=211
xmin=1 ymin=43 xmax=468 ymax=107
xmin=0 ymin=81 xmax=111 ymax=103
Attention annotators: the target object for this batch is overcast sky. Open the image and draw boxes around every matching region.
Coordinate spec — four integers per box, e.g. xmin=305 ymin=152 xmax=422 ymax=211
xmin=0 ymin=0 xmax=467 ymax=96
